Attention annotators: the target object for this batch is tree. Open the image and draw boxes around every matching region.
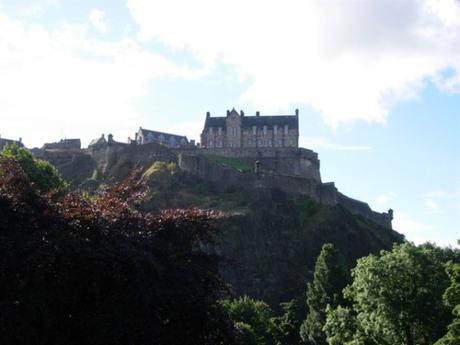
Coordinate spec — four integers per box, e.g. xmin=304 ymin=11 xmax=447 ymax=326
xmin=272 ymin=299 xmax=305 ymax=345
xmin=0 ymin=156 xmax=237 ymax=345
xmin=326 ymin=242 xmax=458 ymax=345
xmin=221 ymin=296 xmax=275 ymax=345
xmin=300 ymin=243 xmax=349 ymax=345
xmin=435 ymin=258 xmax=460 ymax=345
xmin=1 ymin=144 xmax=68 ymax=194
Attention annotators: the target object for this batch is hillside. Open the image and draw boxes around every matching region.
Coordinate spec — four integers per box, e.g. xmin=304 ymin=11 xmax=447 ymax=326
xmin=32 ymin=143 xmax=403 ymax=308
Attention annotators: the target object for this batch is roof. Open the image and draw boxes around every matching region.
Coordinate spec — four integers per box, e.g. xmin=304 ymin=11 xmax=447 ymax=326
xmin=0 ymin=138 xmax=24 ymax=149
xmin=89 ymin=136 xmax=106 ymax=147
xmin=139 ymin=129 xmax=188 ymax=142
xmin=203 ymin=112 xmax=299 ymax=129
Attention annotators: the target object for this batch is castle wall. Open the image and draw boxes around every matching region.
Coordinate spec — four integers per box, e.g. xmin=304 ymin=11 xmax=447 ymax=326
xmin=178 ymin=154 xmax=321 ymax=199
xmin=178 ymin=152 xmax=392 ymax=229
xmin=189 ymin=147 xmax=321 ymax=182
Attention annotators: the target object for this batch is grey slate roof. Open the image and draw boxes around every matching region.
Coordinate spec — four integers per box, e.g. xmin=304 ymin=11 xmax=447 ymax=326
xmin=203 ymin=112 xmax=299 ymax=129
xmin=0 ymin=138 xmax=24 ymax=150
xmin=139 ymin=129 xmax=188 ymax=144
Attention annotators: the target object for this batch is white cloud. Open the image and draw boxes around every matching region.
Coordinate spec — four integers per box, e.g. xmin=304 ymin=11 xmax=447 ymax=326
xmin=299 ymin=136 xmax=372 ymax=151
xmin=0 ymin=14 xmax=195 ymax=147
xmin=127 ymin=0 xmax=460 ymax=126
xmin=376 ymin=192 xmax=398 ymax=204
xmin=424 ymin=199 xmax=440 ymax=213
xmin=392 ymin=212 xmax=445 ymax=245
xmin=89 ymin=9 xmax=108 ymax=33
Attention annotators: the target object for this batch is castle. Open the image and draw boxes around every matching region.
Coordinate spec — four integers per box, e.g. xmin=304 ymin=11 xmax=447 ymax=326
xmin=201 ymin=109 xmax=299 ymax=149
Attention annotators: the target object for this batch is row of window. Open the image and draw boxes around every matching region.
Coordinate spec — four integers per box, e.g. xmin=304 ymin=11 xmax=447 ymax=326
xmin=208 ymin=125 xmax=290 ymax=135
xmin=207 ymin=138 xmax=297 ymax=148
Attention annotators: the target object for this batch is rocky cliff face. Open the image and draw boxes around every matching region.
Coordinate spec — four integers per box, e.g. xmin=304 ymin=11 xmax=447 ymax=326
xmin=32 ymin=143 xmax=403 ymax=307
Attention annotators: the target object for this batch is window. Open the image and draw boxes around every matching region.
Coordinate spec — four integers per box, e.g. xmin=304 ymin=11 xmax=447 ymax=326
xmin=252 ymin=126 xmax=257 ymax=134
xmin=263 ymin=125 xmax=267 ymax=135
xmin=274 ymin=125 xmax=277 ymax=135
xmin=284 ymin=125 xmax=288 ymax=134
xmin=209 ymin=127 xmax=213 ymax=134
xmin=218 ymin=127 xmax=222 ymax=135
xmin=209 ymin=139 xmax=213 ymax=147
xmin=268 ymin=139 xmax=272 ymax=146
xmin=290 ymin=139 xmax=295 ymax=146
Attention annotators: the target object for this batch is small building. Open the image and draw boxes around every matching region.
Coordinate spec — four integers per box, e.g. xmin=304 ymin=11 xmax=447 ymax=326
xmin=135 ymin=127 xmax=189 ymax=148
xmin=0 ymin=136 xmax=24 ymax=150
xmin=200 ymin=109 xmax=299 ymax=149
xmin=88 ymin=134 xmax=107 ymax=148
xmin=43 ymin=139 xmax=81 ymax=150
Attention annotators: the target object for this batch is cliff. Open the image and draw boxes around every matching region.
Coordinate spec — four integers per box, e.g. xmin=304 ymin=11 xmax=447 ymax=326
xmin=32 ymin=143 xmax=403 ymax=307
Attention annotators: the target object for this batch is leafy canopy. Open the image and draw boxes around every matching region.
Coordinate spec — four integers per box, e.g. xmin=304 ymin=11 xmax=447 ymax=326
xmin=300 ymin=243 xmax=349 ymax=345
xmin=1 ymin=144 xmax=68 ymax=194
xmin=324 ymin=242 xmax=458 ymax=345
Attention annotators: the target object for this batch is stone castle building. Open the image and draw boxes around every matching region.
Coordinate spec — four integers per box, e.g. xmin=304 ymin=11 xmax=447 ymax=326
xmin=201 ymin=109 xmax=299 ymax=149
xmin=0 ymin=136 xmax=24 ymax=150
xmin=135 ymin=127 xmax=189 ymax=148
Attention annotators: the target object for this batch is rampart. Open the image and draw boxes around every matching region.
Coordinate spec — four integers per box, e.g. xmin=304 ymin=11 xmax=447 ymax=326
xmin=174 ymin=147 xmax=321 ymax=182
xmin=178 ymin=153 xmax=393 ymax=229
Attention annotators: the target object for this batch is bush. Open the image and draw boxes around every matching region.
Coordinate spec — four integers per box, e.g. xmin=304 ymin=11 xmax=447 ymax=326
xmin=0 ymin=156 xmax=237 ymax=345
xmin=1 ymin=144 xmax=68 ymax=194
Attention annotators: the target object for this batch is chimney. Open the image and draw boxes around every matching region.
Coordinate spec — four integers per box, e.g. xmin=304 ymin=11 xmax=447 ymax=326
xmin=295 ymin=109 xmax=299 ymax=117
xmin=227 ymin=110 xmax=230 ymax=116
xmin=206 ymin=111 xmax=210 ymax=118
xmin=256 ymin=111 xmax=260 ymax=117
xmin=19 ymin=137 xmax=22 ymax=143
xmin=240 ymin=110 xmax=244 ymax=116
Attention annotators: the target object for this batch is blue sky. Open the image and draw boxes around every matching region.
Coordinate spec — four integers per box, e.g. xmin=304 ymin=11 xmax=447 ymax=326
xmin=0 ymin=0 xmax=459 ymax=246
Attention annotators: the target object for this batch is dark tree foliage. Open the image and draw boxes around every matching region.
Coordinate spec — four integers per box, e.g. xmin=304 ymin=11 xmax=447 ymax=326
xmin=221 ymin=296 xmax=275 ymax=345
xmin=271 ymin=299 xmax=306 ymax=345
xmin=0 ymin=156 xmax=237 ymax=345
xmin=1 ymin=144 xmax=68 ymax=194
xmin=436 ymin=258 xmax=460 ymax=345
xmin=325 ymin=242 xmax=458 ymax=345
xmin=300 ymin=243 xmax=349 ymax=345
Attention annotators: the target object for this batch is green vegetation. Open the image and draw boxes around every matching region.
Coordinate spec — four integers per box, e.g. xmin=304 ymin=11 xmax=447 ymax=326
xmin=142 ymin=161 xmax=177 ymax=180
xmin=436 ymin=255 xmax=460 ymax=345
xmin=1 ymin=144 xmax=68 ymax=194
xmin=324 ymin=242 xmax=458 ymax=345
xmin=300 ymin=243 xmax=349 ymax=345
xmin=296 ymin=197 xmax=319 ymax=226
xmin=271 ymin=299 xmax=305 ymax=345
xmin=221 ymin=296 xmax=275 ymax=345
xmin=204 ymin=154 xmax=253 ymax=172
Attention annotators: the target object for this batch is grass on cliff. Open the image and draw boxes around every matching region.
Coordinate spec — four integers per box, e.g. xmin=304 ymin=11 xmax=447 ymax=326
xmin=203 ymin=154 xmax=253 ymax=173
xmin=296 ymin=196 xmax=319 ymax=226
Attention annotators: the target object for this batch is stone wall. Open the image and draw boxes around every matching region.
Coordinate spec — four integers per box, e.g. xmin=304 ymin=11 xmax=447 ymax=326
xmin=178 ymin=153 xmax=393 ymax=229
xmin=182 ymin=147 xmax=322 ymax=182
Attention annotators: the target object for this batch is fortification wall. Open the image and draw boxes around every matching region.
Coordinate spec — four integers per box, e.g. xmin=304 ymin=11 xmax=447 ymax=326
xmin=336 ymin=193 xmax=393 ymax=228
xmin=89 ymin=142 xmax=177 ymax=180
xmin=178 ymin=153 xmax=392 ymax=229
xmin=176 ymin=147 xmax=321 ymax=182
xmin=178 ymin=154 xmax=321 ymax=199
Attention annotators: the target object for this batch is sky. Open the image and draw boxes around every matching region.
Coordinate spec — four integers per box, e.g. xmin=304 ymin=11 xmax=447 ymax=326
xmin=0 ymin=0 xmax=459 ymax=246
